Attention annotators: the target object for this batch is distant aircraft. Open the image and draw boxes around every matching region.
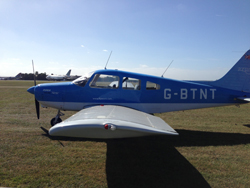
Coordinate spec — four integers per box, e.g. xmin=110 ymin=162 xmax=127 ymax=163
xmin=66 ymin=75 xmax=81 ymax=81
xmin=46 ymin=69 xmax=71 ymax=81
xmin=28 ymin=50 xmax=250 ymax=139
xmin=0 ymin=73 xmax=22 ymax=80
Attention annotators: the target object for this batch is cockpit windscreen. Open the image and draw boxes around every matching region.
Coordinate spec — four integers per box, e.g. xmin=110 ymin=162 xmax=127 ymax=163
xmin=73 ymin=72 xmax=94 ymax=87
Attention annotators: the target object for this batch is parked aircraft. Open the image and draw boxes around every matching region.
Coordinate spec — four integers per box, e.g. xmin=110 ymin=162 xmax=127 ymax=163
xmin=0 ymin=73 xmax=22 ymax=80
xmin=28 ymin=50 xmax=250 ymax=139
xmin=46 ymin=69 xmax=71 ymax=81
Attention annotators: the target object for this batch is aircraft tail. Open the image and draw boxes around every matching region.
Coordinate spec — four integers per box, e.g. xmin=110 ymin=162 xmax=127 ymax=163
xmin=211 ymin=49 xmax=250 ymax=92
xmin=15 ymin=73 xmax=22 ymax=79
xmin=66 ymin=69 xmax=71 ymax=77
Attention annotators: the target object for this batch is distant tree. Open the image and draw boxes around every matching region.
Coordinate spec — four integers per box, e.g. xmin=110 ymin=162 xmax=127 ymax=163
xmin=37 ymin=73 xmax=47 ymax=80
xmin=20 ymin=72 xmax=48 ymax=80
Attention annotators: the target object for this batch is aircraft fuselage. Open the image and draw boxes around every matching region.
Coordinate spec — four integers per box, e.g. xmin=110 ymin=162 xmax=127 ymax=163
xmin=28 ymin=69 xmax=248 ymax=114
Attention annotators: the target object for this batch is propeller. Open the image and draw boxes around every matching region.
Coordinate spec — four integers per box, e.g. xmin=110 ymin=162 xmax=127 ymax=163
xmin=32 ymin=60 xmax=40 ymax=119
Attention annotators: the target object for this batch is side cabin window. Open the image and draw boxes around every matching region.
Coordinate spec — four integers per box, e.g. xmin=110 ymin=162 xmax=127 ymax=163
xmin=90 ymin=74 xmax=119 ymax=89
xmin=122 ymin=77 xmax=141 ymax=90
xmin=146 ymin=81 xmax=160 ymax=90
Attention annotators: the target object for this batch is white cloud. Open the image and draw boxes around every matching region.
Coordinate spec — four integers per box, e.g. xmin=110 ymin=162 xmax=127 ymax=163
xmin=103 ymin=50 xmax=108 ymax=52
xmin=0 ymin=56 xmax=229 ymax=81
xmin=0 ymin=58 xmax=30 ymax=76
xmin=139 ymin=64 xmax=148 ymax=68
xmin=81 ymin=45 xmax=84 ymax=47
xmin=10 ymin=58 xmax=20 ymax=61
xmin=48 ymin=61 xmax=59 ymax=65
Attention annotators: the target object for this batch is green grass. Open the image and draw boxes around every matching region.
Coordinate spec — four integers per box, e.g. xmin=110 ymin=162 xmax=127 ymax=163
xmin=0 ymin=80 xmax=56 ymax=87
xmin=1 ymin=80 xmax=250 ymax=187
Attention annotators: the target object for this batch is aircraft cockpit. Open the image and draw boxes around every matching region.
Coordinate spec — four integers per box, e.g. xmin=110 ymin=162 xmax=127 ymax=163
xmin=73 ymin=71 xmax=142 ymax=90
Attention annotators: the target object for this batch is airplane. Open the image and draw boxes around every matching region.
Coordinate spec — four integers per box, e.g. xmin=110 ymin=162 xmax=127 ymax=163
xmin=46 ymin=69 xmax=71 ymax=81
xmin=0 ymin=73 xmax=22 ymax=80
xmin=27 ymin=50 xmax=250 ymax=139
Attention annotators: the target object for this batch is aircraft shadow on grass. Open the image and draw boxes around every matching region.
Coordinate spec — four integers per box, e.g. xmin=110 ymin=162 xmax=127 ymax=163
xmin=41 ymin=127 xmax=250 ymax=188
xmin=105 ymin=130 xmax=250 ymax=188
xmin=105 ymin=137 xmax=210 ymax=188
xmin=244 ymin=124 xmax=250 ymax=128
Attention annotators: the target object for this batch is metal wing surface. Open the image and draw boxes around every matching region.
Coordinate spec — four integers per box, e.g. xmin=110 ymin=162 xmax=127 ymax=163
xmin=49 ymin=105 xmax=178 ymax=139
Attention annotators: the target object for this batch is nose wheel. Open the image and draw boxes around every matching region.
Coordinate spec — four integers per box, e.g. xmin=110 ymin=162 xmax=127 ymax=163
xmin=51 ymin=110 xmax=64 ymax=126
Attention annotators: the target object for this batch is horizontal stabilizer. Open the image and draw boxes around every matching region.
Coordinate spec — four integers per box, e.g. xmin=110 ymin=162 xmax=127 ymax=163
xmin=49 ymin=105 xmax=178 ymax=139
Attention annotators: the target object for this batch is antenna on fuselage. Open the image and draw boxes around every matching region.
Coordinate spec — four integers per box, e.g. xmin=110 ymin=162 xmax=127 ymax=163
xmin=104 ymin=51 xmax=112 ymax=69
xmin=161 ymin=60 xmax=174 ymax=77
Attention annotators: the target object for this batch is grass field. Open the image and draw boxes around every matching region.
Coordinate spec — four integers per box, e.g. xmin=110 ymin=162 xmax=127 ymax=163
xmin=1 ymin=80 xmax=250 ymax=188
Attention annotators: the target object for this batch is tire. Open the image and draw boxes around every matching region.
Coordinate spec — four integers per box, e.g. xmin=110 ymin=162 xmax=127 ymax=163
xmin=50 ymin=117 xmax=62 ymax=127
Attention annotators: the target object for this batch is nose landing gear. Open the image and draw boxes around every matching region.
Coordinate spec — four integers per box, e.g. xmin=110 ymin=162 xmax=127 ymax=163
xmin=50 ymin=110 xmax=64 ymax=126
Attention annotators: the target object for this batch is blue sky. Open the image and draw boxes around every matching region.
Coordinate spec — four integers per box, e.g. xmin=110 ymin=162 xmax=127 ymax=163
xmin=0 ymin=0 xmax=250 ymax=80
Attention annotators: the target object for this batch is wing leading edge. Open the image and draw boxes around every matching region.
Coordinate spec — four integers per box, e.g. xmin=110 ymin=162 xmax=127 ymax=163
xmin=49 ymin=105 xmax=178 ymax=139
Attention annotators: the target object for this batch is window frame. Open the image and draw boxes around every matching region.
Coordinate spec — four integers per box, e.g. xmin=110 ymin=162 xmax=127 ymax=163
xmin=89 ymin=74 xmax=120 ymax=89
xmin=122 ymin=77 xmax=141 ymax=90
xmin=146 ymin=81 xmax=160 ymax=90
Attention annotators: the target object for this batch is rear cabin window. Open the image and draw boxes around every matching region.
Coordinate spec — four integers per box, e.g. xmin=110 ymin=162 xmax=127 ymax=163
xmin=122 ymin=77 xmax=141 ymax=90
xmin=146 ymin=81 xmax=160 ymax=90
xmin=90 ymin=74 xmax=119 ymax=89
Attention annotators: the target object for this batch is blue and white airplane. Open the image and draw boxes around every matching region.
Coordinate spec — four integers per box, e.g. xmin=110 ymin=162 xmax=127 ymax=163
xmin=28 ymin=50 xmax=250 ymax=139
xmin=46 ymin=69 xmax=71 ymax=81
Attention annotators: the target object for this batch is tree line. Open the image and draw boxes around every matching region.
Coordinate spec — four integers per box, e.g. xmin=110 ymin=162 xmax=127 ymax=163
xmin=20 ymin=72 xmax=47 ymax=80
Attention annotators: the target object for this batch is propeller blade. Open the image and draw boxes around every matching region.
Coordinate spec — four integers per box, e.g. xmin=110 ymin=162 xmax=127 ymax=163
xmin=32 ymin=60 xmax=40 ymax=119
xmin=32 ymin=60 xmax=37 ymax=86
xmin=35 ymin=99 xmax=40 ymax=119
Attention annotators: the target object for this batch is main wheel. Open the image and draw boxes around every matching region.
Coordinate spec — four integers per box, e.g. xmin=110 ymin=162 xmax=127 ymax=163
xmin=50 ymin=117 xmax=62 ymax=127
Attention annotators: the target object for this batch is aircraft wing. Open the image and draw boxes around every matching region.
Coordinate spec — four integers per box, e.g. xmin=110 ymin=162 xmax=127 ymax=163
xmin=49 ymin=105 xmax=178 ymax=139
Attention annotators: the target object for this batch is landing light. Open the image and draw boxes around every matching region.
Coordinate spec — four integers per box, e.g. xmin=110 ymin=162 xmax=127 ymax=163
xmin=104 ymin=124 xmax=109 ymax=129
xmin=104 ymin=124 xmax=116 ymax=131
